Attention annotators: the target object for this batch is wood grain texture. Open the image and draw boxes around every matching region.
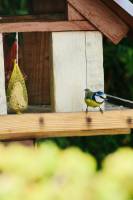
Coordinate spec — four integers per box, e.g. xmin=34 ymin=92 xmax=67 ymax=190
xmin=20 ymin=32 xmax=51 ymax=105
xmin=86 ymin=32 xmax=104 ymax=91
xmin=0 ymin=34 xmax=7 ymax=114
xmin=86 ymin=32 xmax=104 ymax=111
xmin=51 ymin=32 xmax=86 ymax=112
xmin=51 ymin=31 xmax=104 ymax=112
xmin=0 ymin=129 xmax=130 ymax=141
xmin=0 ymin=110 xmax=132 ymax=140
xmin=68 ymin=3 xmax=84 ymax=20
xmin=0 ymin=14 xmax=66 ymax=22
xmin=102 ymin=0 xmax=133 ymax=29
xmin=0 ymin=21 xmax=96 ymax=33
xmin=68 ymin=0 xmax=129 ymax=44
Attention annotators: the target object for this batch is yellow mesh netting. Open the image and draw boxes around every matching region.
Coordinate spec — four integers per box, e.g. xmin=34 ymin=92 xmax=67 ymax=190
xmin=7 ymin=59 xmax=28 ymax=114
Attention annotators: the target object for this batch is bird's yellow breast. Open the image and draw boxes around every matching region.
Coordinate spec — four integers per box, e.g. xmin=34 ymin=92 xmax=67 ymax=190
xmin=85 ymin=99 xmax=101 ymax=108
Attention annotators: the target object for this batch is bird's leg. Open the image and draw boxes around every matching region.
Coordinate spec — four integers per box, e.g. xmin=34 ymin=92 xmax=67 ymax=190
xmin=86 ymin=106 xmax=88 ymax=113
xmin=99 ymin=107 xmax=103 ymax=114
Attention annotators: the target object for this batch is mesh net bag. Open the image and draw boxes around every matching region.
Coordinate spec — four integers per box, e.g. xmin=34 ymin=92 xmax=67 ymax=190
xmin=7 ymin=59 xmax=28 ymax=114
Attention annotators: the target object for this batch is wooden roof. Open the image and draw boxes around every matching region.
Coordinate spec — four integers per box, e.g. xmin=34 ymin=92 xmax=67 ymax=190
xmin=0 ymin=0 xmax=132 ymax=44
xmin=68 ymin=0 xmax=133 ymax=44
xmin=103 ymin=0 xmax=133 ymax=29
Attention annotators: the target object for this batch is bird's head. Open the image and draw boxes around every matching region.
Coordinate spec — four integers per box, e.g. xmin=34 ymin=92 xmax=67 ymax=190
xmin=84 ymin=88 xmax=91 ymax=94
xmin=84 ymin=88 xmax=90 ymax=92
xmin=84 ymin=88 xmax=92 ymax=98
xmin=93 ymin=91 xmax=107 ymax=104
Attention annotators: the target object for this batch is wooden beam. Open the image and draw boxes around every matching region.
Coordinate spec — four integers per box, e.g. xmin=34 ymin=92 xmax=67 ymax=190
xmin=0 ymin=109 xmax=132 ymax=140
xmin=0 ymin=129 xmax=130 ymax=141
xmin=51 ymin=31 xmax=86 ymax=112
xmin=68 ymin=3 xmax=84 ymax=20
xmin=0 ymin=34 xmax=7 ymax=114
xmin=102 ymin=0 xmax=133 ymax=29
xmin=0 ymin=21 xmax=96 ymax=33
xmin=85 ymin=32 xmax=104 ymax=96
xmin=0 ymin=14 xmax=66 ymax=22
xmin=68 ymin=0 xmax=129 ymax=44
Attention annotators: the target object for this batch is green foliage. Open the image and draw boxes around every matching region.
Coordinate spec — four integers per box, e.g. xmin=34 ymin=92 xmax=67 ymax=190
xmin=38 ymin=134 xmax=132 ymax=168
xmin=0 ymin=143 xmax=133 ymax=200
xmin=0 ymin=0 xmax=29 ymax=15
xmin=104 ymin=39 xmax=133 ymax=100
xmin=1 ymin=0 xmax=133 ymax=167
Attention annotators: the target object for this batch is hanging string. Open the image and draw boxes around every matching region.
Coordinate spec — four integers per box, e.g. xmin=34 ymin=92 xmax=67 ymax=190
xmin=84 ymin=33 xmax=88 ymax=89
xmin=16 ymin=32 xmax=19 ymax=64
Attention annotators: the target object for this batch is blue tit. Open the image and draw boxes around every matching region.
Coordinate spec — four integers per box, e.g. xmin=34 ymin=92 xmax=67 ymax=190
xmin=84 ymin=88 xmax=107 ymax=113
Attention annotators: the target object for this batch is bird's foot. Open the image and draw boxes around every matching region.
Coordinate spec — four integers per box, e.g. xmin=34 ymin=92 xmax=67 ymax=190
xmin=86 ymin=107 xmax=88 ymax=113
xmin=99 ymin=107 xmax=104 ymax=114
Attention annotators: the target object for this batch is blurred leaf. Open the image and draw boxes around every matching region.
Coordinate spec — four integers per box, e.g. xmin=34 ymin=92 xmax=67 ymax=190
xmin=0 ymin=0 xmax=30 ymax=16
xmin=2 ymin=0 xmax=133 ymax=168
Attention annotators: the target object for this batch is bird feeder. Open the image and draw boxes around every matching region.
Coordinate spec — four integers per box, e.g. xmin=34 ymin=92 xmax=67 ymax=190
xmin=0 ymin=0 xmax=132 ymax=141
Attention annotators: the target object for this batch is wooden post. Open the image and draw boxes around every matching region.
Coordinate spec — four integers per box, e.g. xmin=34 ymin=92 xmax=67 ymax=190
xmin=86 ymin=31 xmax=104 ymax=111
xmin=0 ymin=33 xmax=7 ymax=114
xmin=51 ymin=31 xmax=104 ymax=112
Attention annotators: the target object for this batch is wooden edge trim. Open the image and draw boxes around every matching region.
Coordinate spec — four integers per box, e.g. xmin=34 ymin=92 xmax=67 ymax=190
xmin=0 ymin=129 xmax=130 ymax=141
xmin=0 ymin=110 xmax=132 ymax=140
xmin=0 ymin=21 xmax=96 ymax=33
xmin=68 ymin=0 xmax=129 ymax=44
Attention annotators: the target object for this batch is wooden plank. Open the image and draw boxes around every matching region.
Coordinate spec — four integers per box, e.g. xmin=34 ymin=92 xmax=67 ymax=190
xmin=102 ymin=0 xmax=133 ymax=29
xmin=68 ymin=0 xmax=129 ymax=44
xmin=20 ymin=32 xmax=51 ymax=105
xmin=51 ymin=31 xmax=104 ymax=112
xmin=0 ymin=14 xmax=66 ymax=22
xmin=0 ymin=21 xmax=96 ymax=33
xmin=51 ymin=31 xmax=86 ymax=112
xmin=86 ymin=32 xmax=104 ymax=111
xmin=68 ymin=3 xmax=84 ymax=20
xmin=86 ymin=32 xmax=104 ymax=91
xmin=0 ymin=34 xmax=7 ymax=114
xmin=0 ymin=110 xmax=132 ymax=140
xmin=0 ymin=129 xmax=130 ymax=141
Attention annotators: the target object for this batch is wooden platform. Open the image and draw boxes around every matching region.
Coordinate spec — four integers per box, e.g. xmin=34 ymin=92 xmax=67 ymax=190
xmin=5 ymin=93 xmax=133 ymax=141
xmin=1 ymin=107 xmax=133 ymax=141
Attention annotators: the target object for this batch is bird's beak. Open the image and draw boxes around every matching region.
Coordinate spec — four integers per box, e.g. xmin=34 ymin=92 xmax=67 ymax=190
xmin=103 ymin=94 xmax=107 ymax=99
xmin=100 ymin=94 xmax=107 ymax=101
xmin=84 ymin=88 xmax=88 ymax=91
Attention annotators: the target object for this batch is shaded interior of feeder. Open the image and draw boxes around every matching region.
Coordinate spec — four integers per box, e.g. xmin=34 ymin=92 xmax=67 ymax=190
xmin=0 ymin=0 xmax=67 ymax=18
xmin=2 ymin=0 xmax=67 ymax=114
